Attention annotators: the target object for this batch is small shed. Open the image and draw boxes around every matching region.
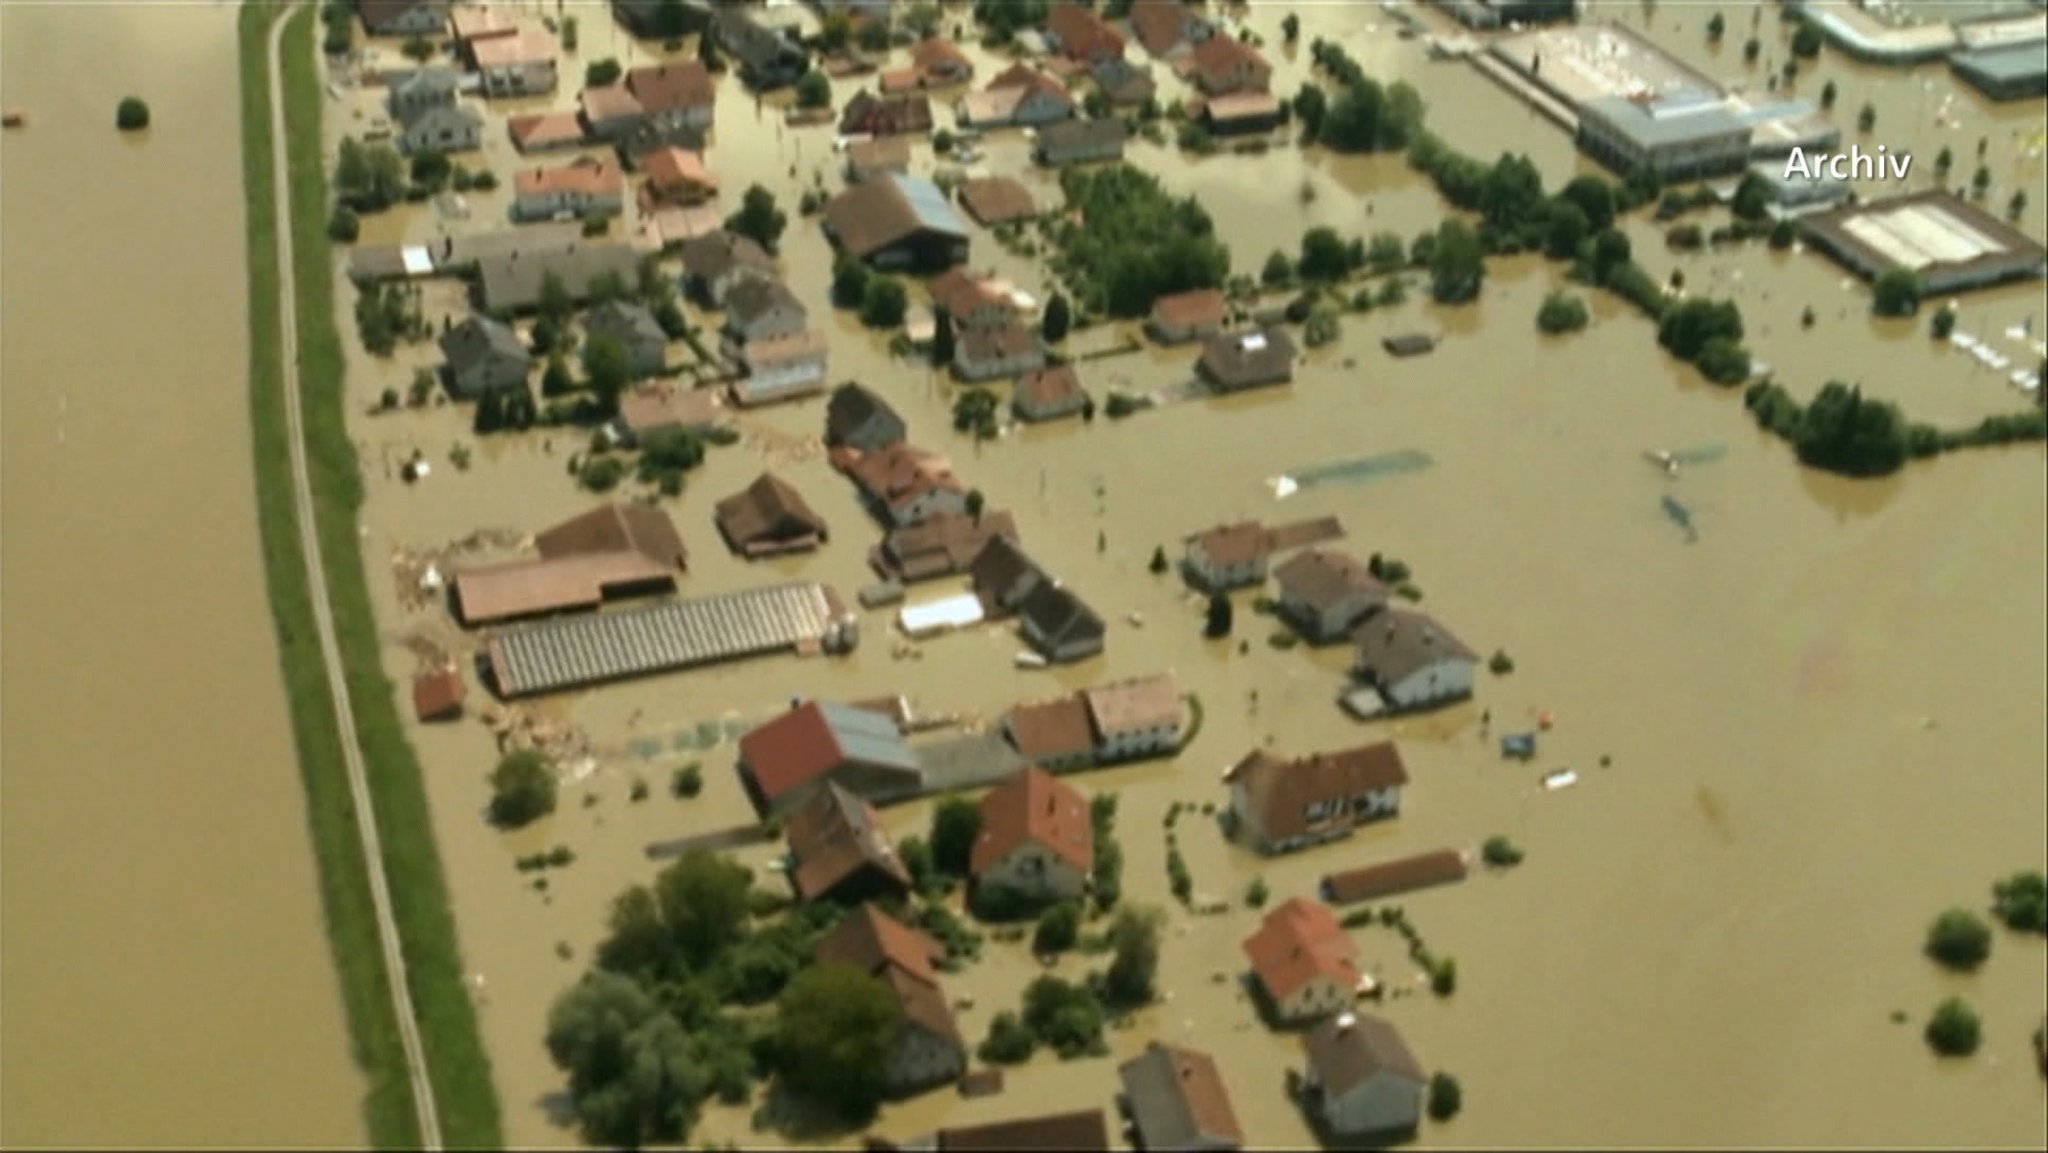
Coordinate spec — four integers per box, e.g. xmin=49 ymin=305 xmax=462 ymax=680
xmin=898 ymin=593 xmax=985 ymax=637
xmin=412 ymin=667 xmax=466 ymax=722
xmin=1382 ymin=332 xmax=1435 ymax=358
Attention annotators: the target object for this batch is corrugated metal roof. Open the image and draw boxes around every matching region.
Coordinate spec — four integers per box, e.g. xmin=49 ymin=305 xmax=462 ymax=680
xmin=813 ymin=702 xmax=923 ymax=774
xmin=486 ymin=581 xmax=844 ymax=697
xmin=890 ymin=173 xmax=968 ymax=237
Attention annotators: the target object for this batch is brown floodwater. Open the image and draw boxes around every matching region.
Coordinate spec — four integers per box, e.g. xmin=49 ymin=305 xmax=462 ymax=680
xmin=0 ymin=4 xmax=364 ymax=1146
xmin=323 ymin=2 xmax=2042 ymax=1147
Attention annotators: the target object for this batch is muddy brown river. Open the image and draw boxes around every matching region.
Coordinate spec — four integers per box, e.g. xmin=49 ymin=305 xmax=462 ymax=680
xmin=0 ymin=4 xmax=363 ymax=1146
xmin=7 ymin=0 xmax=2041 ymax=1147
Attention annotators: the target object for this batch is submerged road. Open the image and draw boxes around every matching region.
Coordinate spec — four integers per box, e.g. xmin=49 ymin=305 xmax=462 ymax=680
xmin=265 ymin=8 xmax=444 ymax=1148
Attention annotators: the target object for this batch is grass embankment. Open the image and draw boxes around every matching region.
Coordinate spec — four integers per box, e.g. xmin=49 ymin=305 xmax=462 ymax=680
xmin=240 ymin=5 xmax=503 ymax=1147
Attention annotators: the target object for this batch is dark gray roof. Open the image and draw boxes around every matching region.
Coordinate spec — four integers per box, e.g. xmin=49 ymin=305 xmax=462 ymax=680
xmin=1039 ymin=117 xmax=1128 ymax=153
xmin=1951 ymin=41 xmax=2048 ymax=85
xmin=389 ymin=65 xmax=461 ymax=105
xmin=1118 ymin=1043 xmax=1245 ymax=1150
xmin=585 ymin=298 xmax=665 ymax=349
xmin=825 ymin=383 xmax=903 ymax=443
xmin=477 ymin=244 xmax=641 ymax=312
xmin=438 ymin=315 xmax=528 ymax=369
xmin=1304 ymin=1014 xmax=1425 ymax=1098
xmin=725 ymin=276 xmax=806 ymax=327
xmin=400 ymin=102 xmax=482 ymax=136
xmin=1019 ymin=582 xmax=1103 ymax=648
xmin=713 ymin=7 xmax=806 ymax=75
xmin=679 ymin=229 xmax=775 ymax=282
xmin=813 ymin=702 xmax=922 ymax=774
xmin=1353 ymin=607 xmax=1477 ymax=682
xmin=617 ymin=118 xmax=709 ymax=165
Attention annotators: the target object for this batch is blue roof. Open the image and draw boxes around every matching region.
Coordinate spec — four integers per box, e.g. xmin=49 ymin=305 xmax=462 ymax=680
xmin=888 ymin=174 xmax=968 ymax=237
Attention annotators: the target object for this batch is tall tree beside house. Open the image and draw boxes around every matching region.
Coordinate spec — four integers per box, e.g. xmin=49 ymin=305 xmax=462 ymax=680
xmin=1293 ymin=84 xmax=1328 ymax=142
xmin=965 ymin=489 xmax=986 ymax=520
xmin=930 ymin=796 xmax=982 ymax=878
xmin=1204 ymin=593 xmax=1233 ymax=638
xmin=698 ymin=25 xmax=725 ymax=72
xmin=1428 ymin=219 xmax=1485 ymax=304
xmin=538 ymin=271 xmax=574 ymax=325
xmin=587 ymin=57 xmax=624 ymax=88
xmin=860 ymin=277 xmax=908 ymax=328
xmin=832 ymin=254 xmax=871 ymax=309
xmin=931 ymin=309 xmax=956 ymax=368
xmin=819 ymin=10 xmax=853 ymax=51
xmin=796 ymin=70 xmax=833 ymax=110
xmin=583 ymin=335 xmax=634 ymax=416
xmin=542 ymin=356 xmax=576 ymax=398
xmin=545 ymin=971 xmax=711 ymax=1148
xmin=1042 ymin=292 xmax=1072 ymax=343
xmin=727 ymin=185 xmax=789 ymax=254
xmin=1282 ymin=13 xmax=1302 ymax=42
xmin=772 ymin=965 xmax=902 ymax=1119
xmin=336 ymin=136 xmax=405 ymax=212
xmin=1101 ymin=904 xmax=1164 ymax=1007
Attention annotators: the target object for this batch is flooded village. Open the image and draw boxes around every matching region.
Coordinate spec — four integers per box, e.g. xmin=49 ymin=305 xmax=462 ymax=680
xmin=5 ymin=0 xmax=2047 ymax=1149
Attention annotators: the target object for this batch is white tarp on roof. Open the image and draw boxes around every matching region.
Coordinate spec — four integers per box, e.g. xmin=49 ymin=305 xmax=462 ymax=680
xmin=401 ymin=246 xmax=434 ymax=276
xmin=898 ymin=593 xmax=985 ymax=637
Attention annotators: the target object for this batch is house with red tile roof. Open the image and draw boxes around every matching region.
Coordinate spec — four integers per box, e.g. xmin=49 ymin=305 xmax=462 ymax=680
xmin=1001 ymin=694 xmax=1098 ymax=772
xmin=737 ymin=700 xmax=924 ymax=817
xmin=1242 ymin=897 xmax=1366 ymax=1023
xmin=971 ymin=766 xmax=1093 ymax=903
xmin=838 ymin=442 xmax=970 ymax=527
xmin=1128 ymin=0 xmax=1212 ymax=60
xmin=784 ymin=782 xmax=913 ymax=904
xmin=1117 ymin=1042 xmax=1245 ymax=1151
xmin=1046 ymin=2 xmax=1126 ymax=64
xmin=815 ymin=905 xmax=967 ymax=1094
xmin=1186 ymin=32 xmax=1272 ymax=95
xmin=1224 ymin=741 xmax=1410 ymax=856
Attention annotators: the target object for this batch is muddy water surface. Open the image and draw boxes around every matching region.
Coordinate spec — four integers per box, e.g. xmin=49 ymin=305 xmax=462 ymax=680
xmin=322 ymin=3 xmax=2043 ymax=1147
xmin=0 ymin=4 xmax=364 ymax=1147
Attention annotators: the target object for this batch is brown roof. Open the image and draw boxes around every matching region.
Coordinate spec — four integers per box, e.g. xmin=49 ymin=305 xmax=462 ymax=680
xmin=842 ymin=442 xmax=966 ymax=513
xmin=514 ymin=157 xmax=622 ymax=199
xmin=625 ymin=61 xmax=716 ymax=115
xmin=1199 ymin=327 xmax=1297 ymax=387
xmin=972 ymin=765 xmax=1093 ymax=875
xmin=1264 ymin=515 xmax=1345 ymax=552
xmin=1015 ymin=364 xmax=1083 ymax=412
xmin=786 ymin=781 xmax=912 ymax=902
xmin=641 ymin=147 xmax=718 ymax=196
xmin=956 ymin=176 xmax=1039 ymax=226
xmin=911 ymin=37 xmax=974 ymax=77
xmin=928 ymin=268 xmax=1011 ymax=323
xmin=1190 ymin=33 xmax=1270 ymax=87
xmin=840 ymin=90 xmax=935 ymax=136
xmin=1354 ymin=608 xmax=1479 ymax=682
xmin=1224 ymin=742 xmax=1411 ymax=845
xmin=451 ymin=551 xmax=676 ymax=625
xmin=1082 ymin=673 xmax=1183 ymax=739
xmin=1152 ymin=287 xmax=1227 ymax=330
xmin=507 ymin=110 xmax=587 ymax=150
xmin=1205 ymin=90 xmax=1283 ymax=122
xmin=449 ymin=4 xmax=519 ymax=42
xmin=1188 ymin=520 xmax=1268 ymax=567
xmin=959 ymin=321 xmax=1041 ymax=366
xmin=968 ymin=535 xmax=1047 ymax=608
xmin=535 ymin=502 xmax=687 ymax=568
xmin=738 ymin=329 xmax=830 ymax=369
xmin=618 ymin=384 xmax=724 ymax=435
xmin=935 ymin=1109 xmax=1111 ymax=1151
xmin=1047 ymin=2 xmax=1125 ymax=61
xmin=411 ymin=667 xmax=466 ymax=721
xmin=880 ymin=508 xmax=1020 ymax=581
xmin=883 ymin=963 xmax=964 ymax=1051
xmin=824 ymin=175 xmax=969 ymax=261
xmin=1117 ymin=1043 xmax=1246 ymax=1150
xmin=470 ymin=25 xmax=556 ymax=68
xmin=358 ymin=0 xmax=448 ymax=34
xmin=715 ymin=472 xmax=829 ymax=552
xmin=1242 ymin=897 xmax=1362 ymax=1005
xmin=1322 ymin=848 xmax=1470 ymax=906
xmin=1304 ymin=1014 xmax=1426 ymax=1097
xmin=1005 ymin=694 xmax=1097 ymax=763
xmin=739 ymin=701 xmax=922 ymax=807
xmin=1129 ymin=0 xmax=1198 ymax=56
xmin=847 ymin=134 xmax=913 ymax=175
xmin=1273 ymin=549 xmax=1387 ymax=615
xmin=815 ymin=902 xmax=944 ymax=987
xmin=680 ymin=229 xmax=775 ymax=283
xmin=579 ymin=83 xmax=644 ymax=125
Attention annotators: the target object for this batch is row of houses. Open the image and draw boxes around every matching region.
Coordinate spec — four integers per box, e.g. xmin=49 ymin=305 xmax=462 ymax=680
xmin=999 ymin=671 xmax=1186 ymax=771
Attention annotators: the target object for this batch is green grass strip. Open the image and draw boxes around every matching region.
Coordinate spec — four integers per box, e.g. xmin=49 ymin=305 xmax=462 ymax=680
xmin=241 ymin=5 xmax=504 ymax=1147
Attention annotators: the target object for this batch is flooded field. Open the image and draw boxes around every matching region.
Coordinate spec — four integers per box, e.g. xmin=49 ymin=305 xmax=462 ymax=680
xmin=0 ymin=5 xmax=363 ymax=1146
xmin=319 ymin=2 xmax=2043 ymax=1148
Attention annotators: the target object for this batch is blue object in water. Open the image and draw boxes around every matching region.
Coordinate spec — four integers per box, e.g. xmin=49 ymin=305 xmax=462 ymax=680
xmin=1501 ymin=733 xmax=1538 ymax=761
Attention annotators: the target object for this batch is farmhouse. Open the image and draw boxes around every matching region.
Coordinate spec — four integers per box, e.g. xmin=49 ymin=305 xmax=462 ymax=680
xmin=1224 ymin=741 xmax=1410 ymax=856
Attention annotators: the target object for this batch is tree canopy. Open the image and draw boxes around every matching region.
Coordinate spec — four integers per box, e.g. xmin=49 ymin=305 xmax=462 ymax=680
xmin=1052 ymin=165 xmax=1230 ymax=318
xmin=727 ymin=185 xmax=788 ymax=254
xmin=545 ymin=971 xmax=712 ymax=1149
xmin=1427 ymin=219 xmax=1485 ymax=304
xmin=1925 ymin=907 xmax=1993 ymax=970
xmin=771 ymin=964 xmax=902 ymax=1118
xmin=488 ymin=749 xmax=556 ymax=828
xmin=1102 ymin=904 xmax=1164 ymax=1006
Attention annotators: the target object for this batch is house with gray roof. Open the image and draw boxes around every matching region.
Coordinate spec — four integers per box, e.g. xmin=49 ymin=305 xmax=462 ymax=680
xmin=583 ymin=299 xmax=667 ymax=378
xmin=475 ymin=243 xmax=641 ymax=313
xmin=1301 ymin=1013 xmax=1426 ymax=1139
xmin=398 ymin=102 xmax=483 ymax=156
xmin=1949 ymin=40 xmax=2048 ymax=101
xmin=1034 ymin=118 xmax=1128 ymax=167
xmin=1352 ymin=607 xmax=1477 ymax=712
xmin=438 ymin=315 xmax=531 ymax=398
xmin=387 ymin=66 xmax=462 ymax=120
xmin=823 ymin=173 xmax=970 ymax=271
xmin=1273 ymin=548 xmax=1387 ymax=644
xmin=1118 ymin=1042 xmax=1245 ymax=1151
xmin=825 ymin=383 xmax=906 ymax=451
xmin=1018 ymin=582 xmax=1105 ymax=665
xmin=712 ymin=6 xmax=808 ymax=91
xmin=678 ymin=229 xmax=776 ymax=307
xmin=737 ymin=699 xmax=924 ymax=817
xmin=358 ymin=0 xmax=449 ymax=38
xmin=722 ymin=277 xmax=809 ymax=346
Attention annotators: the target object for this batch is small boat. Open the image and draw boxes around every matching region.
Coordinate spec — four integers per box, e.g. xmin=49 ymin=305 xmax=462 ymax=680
xmin=1014 ymin=651 xmax=1048 ymax=669
xmin=2 ymin=107 xmax=25 ymax=129
xmin=1542 ymin=769 xmax=1579 ymax=791
xmin=1643 ymin=449 xmax=1679 ymax=477
xmin=1126 ymin=611 xmax=1144 ymax=628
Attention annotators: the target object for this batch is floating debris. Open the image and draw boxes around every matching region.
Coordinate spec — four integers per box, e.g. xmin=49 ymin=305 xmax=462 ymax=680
xmin=1661 ymin=494 xmax=1699 ymax=543
xmin=1542 ymin=769 xmax=1579 ymax=791
xmin=1270 ymin=449 xmax=1434 ymax=498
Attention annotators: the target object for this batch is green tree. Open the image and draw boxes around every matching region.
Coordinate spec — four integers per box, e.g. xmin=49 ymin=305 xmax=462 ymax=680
xmin=1042 ymin=292 xmax=1072 ymax=342
xmin=964 ymin=488 xmax=986 ymax=520
xmin=654 ymin=850 xmax=753 ymax=967
xmin=1261 ymin=249 xmax=1294 ymax=286
xmin=1298 ymin=226 xmax=1352 ymax=281
xmin=1204 ymin=592 xmax=1234 ymax=638
xmin=1791 ymin=24 xmax=1822 ymax=58
xmin=1820 ymin=79 xmax=1837 ymax=109
xmin=1931 ymin=305 xmax=1957 ymax=340
xmin=1033 ymin=901 xmax=1082 ymax=955
xmin=772 ymin=965 xmax=901 ymax=1118
xmin=1293 ymin=84 xmax=1328 ymax=141
xmin=952 ymin=387 xmax=1000 ymax=440
xmin=1707 ymin=13 xmax=1726 ymax=41
xmin=489 ymin=749 xmax=557 ymax=828
xmin=587 ymin=58 xmax=623 ymax=88
xmin=1925 ymin=996 xmax=1982 ymax=1056
xmin=1543 ymin=200 xmax=1590 ymax=259
xmin=1872 ymin=268 xmax=1923 ymax=317
xmin=1694 ymin=338 xmax=1751 ymax=385
xmin=1245 ymin=876 xmax=1269 ymax=908
xmin=1149 ymin=545 xmax=1169 ymax=574
xmin=1091 ymin=837 xmax=1124 ymax=911
xmin=1427 ymin=1071 xmax=1464 ymax=1121
xmin=2008 ymin=189 xmax=2028 ymax=222
xmin=1022 ymin=975 xmax=1104 ymax=1057
xmin=1482 ymin=835 xmax=1525 ymax=867
xmin=582 ymin=334 xmax=634 ymax=414
xmin=1743 ymin=37 xmax=1760 ymax=64
xmin=1794 ymin=382 xmax=1908 ymax=476
xmin=1536 ymin=292 xmax=1590 ymax=334
xmin=930 ymin=795 xmax=982 ymax=877
xmin=1053 ymin=166 xmax=1230 ymax=316
xmin=1991 ymin=870 xmax=2048 ymax=935
xmin=1657 ymin=298 xmax=1744 ymax=360
xmin=859 ymin=276 xmax=908 ymax=328
xmin=1971 ymin=165 xmax=1992 ymax=199
xmin=327 ymin=204 xmax=361 ymax=243
xmin=336 ymin=136 xmax=406 ymax=211
xmin=1282 ymin=12 xmax=1301 ymax=42
xmin=1926 ymin=907 xmax=1993 ymax=970
xmin=796 ymin=69 xmax=832 ymax=109
xmin=1427 ymin=219 xmax=1485 ymax=304
xmin=978 ymin=1010 xmax=1037 ymax=1064
xmin=698 ymin=23 xmax=725 ymax=71
xmin=830 ymin=254 xmax=870 ymax=309
xmin=545 ymin=971 xmax=711 ymax=1148
xmin=818 ymin=10 xmax=852 ymax=51
xmin=1857 ymin=102 xmax=1876 ymax=132
xmin=1558 ymin=175 xmax=1616 ymax=232
xmin=1102 ymin=904 xmax=1164 ymax=1006
xmin=931 ymin=308 xmax=956 ymax=368
xmin=410 ymin=148 xmax=451 ymax=191
xmin=542 ymin=356 xmax=576 ymax=398
xmin=1730 ymin=172 xmax=1772 ymax=220
xmin=726 ymin=184 xmax=788 ymax=253
xmin=116 ymin=96 xmax=150 ymax=131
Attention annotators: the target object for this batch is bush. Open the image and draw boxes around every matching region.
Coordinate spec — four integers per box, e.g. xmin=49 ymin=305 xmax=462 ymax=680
xmin=1033 ymin=901 xmax=1082 ymax=955
xmin=1427 ymin=1072 xmax=1463 ymax=1121
xmin=578 ymin=455 xmax=627 ymax=492
xmin=1488 ymin=649 xmax=1515 ymax=675
xmin=1991 ymin=871 xmax=2048 ymax=935
xmin=978 ymin=1011 xmax=1037 ymax=1064
xmin=116 ymin=96 xmax=150 ymax=131
xmin=1925 ymin=997 xmax=1982 ymax=1056
xmin=1873 ymin=268 xmax=1923 ymax=316
xmin=1245 ymin=877 xmax=1269 ymax=908
xmin=796 ymin=69 xmax=832 ymax=109
xmin=1430 ymin=956 xmax=1457 ymax=996
xmin=326 ymin=205 xmax=360 ymax=243
xmin=1481 ymin=835 xmax=1524 ymax=868
xmin=489 ymin=750 xmax=557 ymax=828
xmin=1931 ymin=306 xmax=1957 ymax=340
xmin=585 ymin=58 xmax=622 ymax=88
xmin=671 ymin=763 xmax=703 ymax=799
xmin=1925 ymin=908 xmax=1993 ymax=971
xmin=1536 ymin=292 xmax=1589 ymax=334
xmin=859 ymin=276 xmax=908 ymax=328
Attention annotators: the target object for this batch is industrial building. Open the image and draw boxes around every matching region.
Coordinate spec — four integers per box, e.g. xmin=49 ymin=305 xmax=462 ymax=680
xmin=1950 ymin=39 xmax=2048 ymax=100
xmin=1799 ymin=190 xmax=2048 ymax=295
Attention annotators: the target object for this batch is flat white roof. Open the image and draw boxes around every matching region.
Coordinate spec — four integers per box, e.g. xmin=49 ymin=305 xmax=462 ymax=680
xmin=898 ymin=593 xmax=985 ymax=636
xmin=1839 ymin=203 xmax=2007 ymax=271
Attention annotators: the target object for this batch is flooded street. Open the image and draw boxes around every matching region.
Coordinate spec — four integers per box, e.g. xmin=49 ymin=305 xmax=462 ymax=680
xmin=0 ymin=5 xmax=364 ymax=1146
xmin=326 ymin=2 xmax=2042 ymax=1148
